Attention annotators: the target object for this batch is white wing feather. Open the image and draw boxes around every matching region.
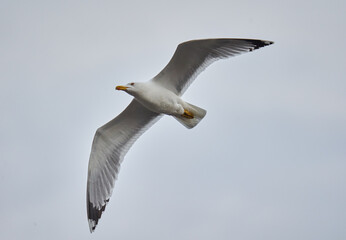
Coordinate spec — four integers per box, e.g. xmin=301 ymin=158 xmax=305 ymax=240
xmin=153 ymin=38 xmax=273 ymax=95
xmin=87 ymin=100 xmax=161 ymax=232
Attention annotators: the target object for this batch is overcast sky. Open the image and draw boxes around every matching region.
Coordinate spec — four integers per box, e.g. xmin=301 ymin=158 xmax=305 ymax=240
xmin=1 ymin=0 xmax=346 ymax=239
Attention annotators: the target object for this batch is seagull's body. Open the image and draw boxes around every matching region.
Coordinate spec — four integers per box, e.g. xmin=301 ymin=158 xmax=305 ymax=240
xmin=122 ymin=82 xmax=184 ymax=116
xmin=87 ymin=38 xmax=273 ymax=232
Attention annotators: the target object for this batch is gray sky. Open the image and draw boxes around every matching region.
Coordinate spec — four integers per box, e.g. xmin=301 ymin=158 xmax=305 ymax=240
xmin=1 ymin=0 xmax=346 ymax=239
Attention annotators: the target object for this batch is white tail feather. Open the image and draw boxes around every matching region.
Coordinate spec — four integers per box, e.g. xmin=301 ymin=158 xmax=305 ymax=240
xmin=173 ymin=102 xmax=207 ymax=129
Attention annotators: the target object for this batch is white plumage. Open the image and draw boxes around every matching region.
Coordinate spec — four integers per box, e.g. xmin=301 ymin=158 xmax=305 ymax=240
xmin=87 ymin=38 xmax=273 ymax=232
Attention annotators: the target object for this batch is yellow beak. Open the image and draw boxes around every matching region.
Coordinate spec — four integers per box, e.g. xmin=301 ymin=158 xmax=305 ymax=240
xmin=115 ymin=85 xmax=128 ymax=91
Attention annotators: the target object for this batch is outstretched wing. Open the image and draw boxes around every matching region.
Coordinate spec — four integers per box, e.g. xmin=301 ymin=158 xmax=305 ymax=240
xmin=152 ymin=38 xmax=273 ymax=95
xmin=87 ymin=99 xmax=161 ymax=232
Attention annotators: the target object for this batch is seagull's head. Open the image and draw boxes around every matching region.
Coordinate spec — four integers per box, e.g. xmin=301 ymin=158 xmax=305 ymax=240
xmin=115 ymin=82 xmax=142 ymax=96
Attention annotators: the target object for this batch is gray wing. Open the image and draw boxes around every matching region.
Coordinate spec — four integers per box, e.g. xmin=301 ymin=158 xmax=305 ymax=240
xmin=152 ymin=38 xmax=273 ymax=95
xmin=87 ymin=99 xmax=161 ymax=232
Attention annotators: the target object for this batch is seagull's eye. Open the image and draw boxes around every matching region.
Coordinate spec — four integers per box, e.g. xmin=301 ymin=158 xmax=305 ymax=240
xmin=130 ymin=82 xmax=135 ymax=86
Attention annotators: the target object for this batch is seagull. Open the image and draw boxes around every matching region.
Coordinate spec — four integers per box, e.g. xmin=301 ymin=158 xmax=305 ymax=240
xmin=86 ymin=38 xmax=273 ymax=232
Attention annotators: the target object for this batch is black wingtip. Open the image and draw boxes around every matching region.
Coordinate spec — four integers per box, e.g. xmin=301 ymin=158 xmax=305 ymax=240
xmin=250 ymin=39 xmax=274 ymax=49
xmin=263 ymin=40 xmax=274 ymax=46
xmin=87 ymin=198 xmax=109 ymax=233
xmin=244 ymin=39 xmax=273 ymax=52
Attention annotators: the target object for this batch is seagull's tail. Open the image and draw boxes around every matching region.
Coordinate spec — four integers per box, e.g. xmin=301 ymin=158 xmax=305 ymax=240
xmin=174 ymin=102 xmax=207 ymax=129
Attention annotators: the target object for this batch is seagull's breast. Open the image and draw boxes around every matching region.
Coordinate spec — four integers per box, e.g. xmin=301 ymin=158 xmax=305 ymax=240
xmin=133 ymin=83 xmax=184 ymax=116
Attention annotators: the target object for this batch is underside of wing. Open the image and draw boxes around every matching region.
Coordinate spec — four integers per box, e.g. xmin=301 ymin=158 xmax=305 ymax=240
xmin=153 ymin=38 xmax=273 ymax=95
xmin=87 ymin=100 xmax=161 ymax=232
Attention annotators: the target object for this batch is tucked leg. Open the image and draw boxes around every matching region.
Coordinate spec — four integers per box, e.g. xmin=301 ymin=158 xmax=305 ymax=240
xmin=182 ymin=109 xmax=194 ymax=119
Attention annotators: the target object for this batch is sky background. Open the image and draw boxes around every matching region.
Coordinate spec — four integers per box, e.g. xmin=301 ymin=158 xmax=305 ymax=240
xmin=1 ymin=0 xmax=346 ymax=239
